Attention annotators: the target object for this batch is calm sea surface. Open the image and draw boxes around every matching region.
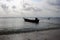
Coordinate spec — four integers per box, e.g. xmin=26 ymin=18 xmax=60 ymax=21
xmin=0 ymin=17 xmax=60 ymax=30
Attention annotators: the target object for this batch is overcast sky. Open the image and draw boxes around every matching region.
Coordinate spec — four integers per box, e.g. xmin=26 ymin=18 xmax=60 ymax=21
xmin=0 ymin=0 xmax=60 ymax=17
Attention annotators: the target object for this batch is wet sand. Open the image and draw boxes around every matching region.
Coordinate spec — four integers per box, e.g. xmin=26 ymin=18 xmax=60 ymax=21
xmin=0 ymin=29 xmax=60 ymax=40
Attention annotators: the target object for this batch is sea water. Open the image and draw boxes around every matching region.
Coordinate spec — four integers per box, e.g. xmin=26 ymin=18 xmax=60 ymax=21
xmin=0 ymin=17 xmax=60 ymax=30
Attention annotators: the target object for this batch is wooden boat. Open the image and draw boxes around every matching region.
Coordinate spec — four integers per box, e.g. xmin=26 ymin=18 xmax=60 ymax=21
xmin=23 ymin=18 xmax=39 ymax=23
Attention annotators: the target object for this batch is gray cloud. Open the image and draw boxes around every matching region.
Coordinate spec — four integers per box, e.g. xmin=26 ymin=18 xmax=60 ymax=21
xmin=22 ymin=3 xmax=32 ymax=11
xmin=1 ymin=4 xmax=9 ymax=13
xmin=32 ymin=8 xmax=41 ymax=12
xmin=23 ymin=6 xmax=41 ymax=12
xmin=1 ymin=4 xmax=8 ymax=10
xmin=0 ymin=0 xmax=60 ymax=17
xmin=6 ymin=0 xmax=12 ymax=2
xmin=48 ymin=0 xmax=60 ymax=6
xmin=22 ymin=3 xmax=41 ymax=12
xmin=12 ymin=6 xmax=16 ymax=9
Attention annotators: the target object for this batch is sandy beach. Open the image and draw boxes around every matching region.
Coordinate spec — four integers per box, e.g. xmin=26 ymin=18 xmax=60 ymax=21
xmin=0 ymin=29 xmax=60 ymax=40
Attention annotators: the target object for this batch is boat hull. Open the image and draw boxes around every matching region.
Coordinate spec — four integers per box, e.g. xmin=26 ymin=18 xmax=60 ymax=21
xmin=24 ymin=18 xmax=39 ymax=23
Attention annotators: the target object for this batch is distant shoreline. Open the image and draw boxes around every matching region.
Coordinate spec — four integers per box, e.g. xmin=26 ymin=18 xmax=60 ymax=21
xmin=0 ymin=17 xmax=60 ymax=19
xmin=0 ymin=27 xmax=60 ymax=35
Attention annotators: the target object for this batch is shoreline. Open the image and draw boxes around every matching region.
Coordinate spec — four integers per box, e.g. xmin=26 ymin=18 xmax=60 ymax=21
xmin=0 ymin=27 xmax=60 ymax=35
